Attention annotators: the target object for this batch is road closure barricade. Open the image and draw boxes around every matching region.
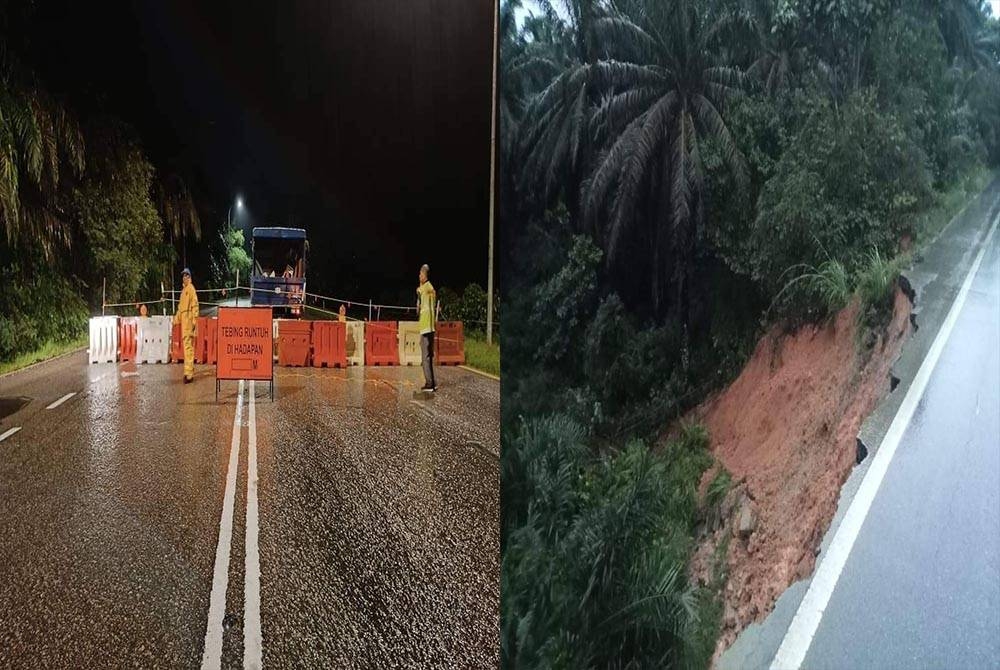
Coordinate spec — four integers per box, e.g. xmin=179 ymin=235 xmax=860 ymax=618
xmin=194 ymin=317 xmax=209 ymax=363
xmin=345 ymin=321 xmax=365 ymax=366
xmin=435 ymin=321 xmax=465 ymax=365
xmin=118 ymin=317 xmax=138 ymax=363
xmin=278 ymin=319 xmax=312 ymax=367
xmin=137 ymin=316 xmax=172 ymax=364
xmin=170 ymin=323 xmax=184 ymax=363
xmin=398 ymin=321 xmax=422 ymax=366
xmin=89 ymin=316 xmax=119 ymax=364
xmin=203 ymin=317 xmax=219 ymax=365
xmin=365 ymin=321 xmax=399 ymax=366
xmin=312 ymin=321 xmax=347 ymax=368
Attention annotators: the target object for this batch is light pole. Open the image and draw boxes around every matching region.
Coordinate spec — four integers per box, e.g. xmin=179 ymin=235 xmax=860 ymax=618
xmin=228 ymin=196 xmax=244 ymax=305
xmin=486 ymin=0 xmax=498 ymax=345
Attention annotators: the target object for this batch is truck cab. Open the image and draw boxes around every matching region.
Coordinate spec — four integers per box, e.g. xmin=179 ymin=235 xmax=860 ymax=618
xmin=250 ymin=227 xmax=307 ymax=316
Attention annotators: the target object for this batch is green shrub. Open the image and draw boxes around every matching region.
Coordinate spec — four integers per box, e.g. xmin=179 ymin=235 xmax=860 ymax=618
xmin=0 ymin=253 xmax=88 ymax=362
xmin=751 ymin=90 xmax=932 ymax=302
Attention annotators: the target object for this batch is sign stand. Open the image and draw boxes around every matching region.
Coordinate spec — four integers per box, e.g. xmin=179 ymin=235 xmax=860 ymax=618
xmin=215 ymin=306 xmax=275 ymax=402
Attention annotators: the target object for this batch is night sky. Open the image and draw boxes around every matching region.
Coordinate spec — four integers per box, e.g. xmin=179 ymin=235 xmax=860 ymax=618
xmin=17 ymin=0 xmax=494 ymax=306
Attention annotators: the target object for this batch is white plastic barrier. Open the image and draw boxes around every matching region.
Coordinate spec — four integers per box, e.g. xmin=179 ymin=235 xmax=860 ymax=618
xmin=345 ymin=321 xmax=365 ymax=366
xmin=137 ymin=316 xmax=172 ymax=364
xmin=88 ymin=316 xmax=119 ymax=364
xmin=398 ymin=321 xmax=422 ymax=366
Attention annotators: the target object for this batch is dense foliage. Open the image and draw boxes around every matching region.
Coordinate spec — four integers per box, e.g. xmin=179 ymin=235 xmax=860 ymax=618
xmin=501 ymin=0 xmax=999 ymax=666
xmin=0 ymin=20 xmax=202 ymax=363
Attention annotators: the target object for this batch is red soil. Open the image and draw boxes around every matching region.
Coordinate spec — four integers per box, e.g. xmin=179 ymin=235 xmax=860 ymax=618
xmin=689 ymin=289 xmax=912 ymax=658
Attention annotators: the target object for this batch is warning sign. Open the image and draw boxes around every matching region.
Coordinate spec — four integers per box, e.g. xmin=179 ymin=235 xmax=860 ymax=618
xmin=217 ymin=307 xmax=273 ymax=381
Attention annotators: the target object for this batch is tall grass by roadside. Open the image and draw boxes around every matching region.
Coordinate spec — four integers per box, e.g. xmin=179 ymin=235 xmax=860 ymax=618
xmin=0 ymin=335 xmax=89 ymax=377
xmin=464 ymin=331 xmax=500 ymax=377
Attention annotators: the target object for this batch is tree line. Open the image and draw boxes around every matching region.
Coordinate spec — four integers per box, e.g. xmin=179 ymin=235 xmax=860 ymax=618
xmin=500 ymin=1 xmax=999 ymax=667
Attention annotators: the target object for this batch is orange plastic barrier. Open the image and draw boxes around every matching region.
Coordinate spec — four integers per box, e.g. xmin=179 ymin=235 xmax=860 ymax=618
xmin=204 ymin=317 xmax=219 ymax=365
xmin=278 ymin=319 xmax=312 ymax=367
xmin=435 ymin=321 xmax=465 ymax=365
xmin=312 ymin=321 xmax=347 ymax=368
xmin=171 ymin=323 xmax=183 ymax=363
xmin=365 ymin=321 xmax=399 ymax=366
xmin=118 ymin=317 xmax=138 ymax=362
xmin=194 ymin=317 xmax=209 ymax=363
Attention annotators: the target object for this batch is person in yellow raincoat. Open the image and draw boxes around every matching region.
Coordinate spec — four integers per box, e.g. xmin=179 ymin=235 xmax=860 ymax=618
xmin=173 ymin=268 xmax=199 ymax=383
xmin=416 ymin=264 xmax=437 ymax=391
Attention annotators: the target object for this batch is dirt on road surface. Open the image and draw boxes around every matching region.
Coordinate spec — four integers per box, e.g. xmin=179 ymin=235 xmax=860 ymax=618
xmin=689 ymin=289 xmax=912 ymax=658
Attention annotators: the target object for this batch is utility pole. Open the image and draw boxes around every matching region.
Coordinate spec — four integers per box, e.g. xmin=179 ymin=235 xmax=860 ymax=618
xmin=486 ymin=0 xmax=498 ymax=345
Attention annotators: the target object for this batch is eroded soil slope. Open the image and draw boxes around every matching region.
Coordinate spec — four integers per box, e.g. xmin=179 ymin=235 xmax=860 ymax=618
xmin=690 ymin=290 xmax=912 ymax=657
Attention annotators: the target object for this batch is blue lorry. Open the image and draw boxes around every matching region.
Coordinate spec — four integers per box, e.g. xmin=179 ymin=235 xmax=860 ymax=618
xmin=250 ymin=227 xmax=307 ymax=316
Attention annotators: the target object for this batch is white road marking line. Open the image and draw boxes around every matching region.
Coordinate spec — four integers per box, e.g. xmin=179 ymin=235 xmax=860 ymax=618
xmin=771 ymin=210 xmax=1000 ymax=669
xmin=459 ymin=365 xmax=499 ymax=381
xmin=45 ymin=392 xmax=76 ymax=410
xmin=202 ymin=379 xmax=245 ymax=670
xmin=0 ymin=427 xmax=21 ymax=442
xmin=244 ymin=381 xmax=262 ymax=670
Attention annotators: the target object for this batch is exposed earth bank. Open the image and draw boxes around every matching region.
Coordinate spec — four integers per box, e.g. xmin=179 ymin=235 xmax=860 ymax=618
xmin=688 ymin=289 xmax=912 ymax=660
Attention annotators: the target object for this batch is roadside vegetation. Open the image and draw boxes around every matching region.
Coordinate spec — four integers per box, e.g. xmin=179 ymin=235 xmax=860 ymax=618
xmin=0 ymin=7 xmax=200 ymax=367
xmin=500 ymin=0 xmax=1000 ymax=665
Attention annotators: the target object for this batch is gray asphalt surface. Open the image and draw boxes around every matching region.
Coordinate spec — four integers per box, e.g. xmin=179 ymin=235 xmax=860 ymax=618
xmin=799 ymin=222 xmax=1000 ymax=669
xmin=0 ymin=353 xmax=499 ymax=668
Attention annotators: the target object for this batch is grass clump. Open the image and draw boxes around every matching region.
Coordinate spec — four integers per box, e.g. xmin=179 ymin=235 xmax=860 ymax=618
xmin=857 ymin=248 xmax=906 ymax=332
xmin=771 ymin=257 xmax=852 ymax=324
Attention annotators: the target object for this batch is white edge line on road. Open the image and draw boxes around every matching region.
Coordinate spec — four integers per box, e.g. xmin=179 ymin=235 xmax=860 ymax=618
xmin=0 ymin=426 xmax=22 ymax=442
xmin=459 ymin=365 xmax=500 ymax=381
xmin=45 ymin=392 xmax=77 ymax=410
xmin=202 ymin=379 xmax=244 ymax=670
xmin=244 ymin=381 xmax=262 ymax=670
xmin=770 ymin=209 xmax=1000 ymax=670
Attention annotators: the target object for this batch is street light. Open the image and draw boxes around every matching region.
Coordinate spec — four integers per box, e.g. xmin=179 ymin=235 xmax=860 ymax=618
xmin=486 ymin=1 xmax=498 ymax=345
xmin=228 ymin=196 xmax=244 ymax=231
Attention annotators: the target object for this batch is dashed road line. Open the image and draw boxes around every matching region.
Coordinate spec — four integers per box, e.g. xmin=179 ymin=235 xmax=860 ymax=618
xmin=770 ymin=207 xmax=1000 ymax=669
xmin=202 ymin=379 xmax=244 ymax=670
xmin=244 ymin=381 xmax=262 ymax=670
xmin=45 ymin=392 xmax=77 ymax=410
xmin=0 ymin=426 xmax=22 ymax=442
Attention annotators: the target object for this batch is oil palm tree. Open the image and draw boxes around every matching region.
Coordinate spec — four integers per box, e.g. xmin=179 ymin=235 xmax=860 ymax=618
xmin=742 ymin=0 xmax=808 ymax=96
xmin=155 ymin=172 xmax=201 ymax=269
xmin=936 ymin=0 xmax=991 ymax=66
xmin=0 ymin=63 xmax=84 ymax=257
xmin=583 ymin=0 xmax=747 ymax=318
xmin=516 ymin=0 xmax=604 ymax=220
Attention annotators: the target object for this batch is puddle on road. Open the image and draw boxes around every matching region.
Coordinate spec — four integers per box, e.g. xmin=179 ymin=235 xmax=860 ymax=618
xmin=0 ymin=396 xmax=31 ymax=420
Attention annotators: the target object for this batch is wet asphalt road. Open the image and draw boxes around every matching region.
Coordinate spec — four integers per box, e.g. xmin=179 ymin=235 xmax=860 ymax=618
xmin=798 ymin=221 xmax=1000 ymax=667
xmin=0 ymin=353 xmax=499 ymax=668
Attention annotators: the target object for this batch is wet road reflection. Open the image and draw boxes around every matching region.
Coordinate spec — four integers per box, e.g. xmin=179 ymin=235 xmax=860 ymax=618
xmin=0 ymin=355 xmax=498 ymax=668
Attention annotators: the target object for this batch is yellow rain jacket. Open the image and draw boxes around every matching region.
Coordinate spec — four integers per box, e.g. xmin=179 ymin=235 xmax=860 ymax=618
xmin=417 ymin=281 xmax=436 ymax=334
xmin=174 ymin=282 xmax=200 ymax=337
